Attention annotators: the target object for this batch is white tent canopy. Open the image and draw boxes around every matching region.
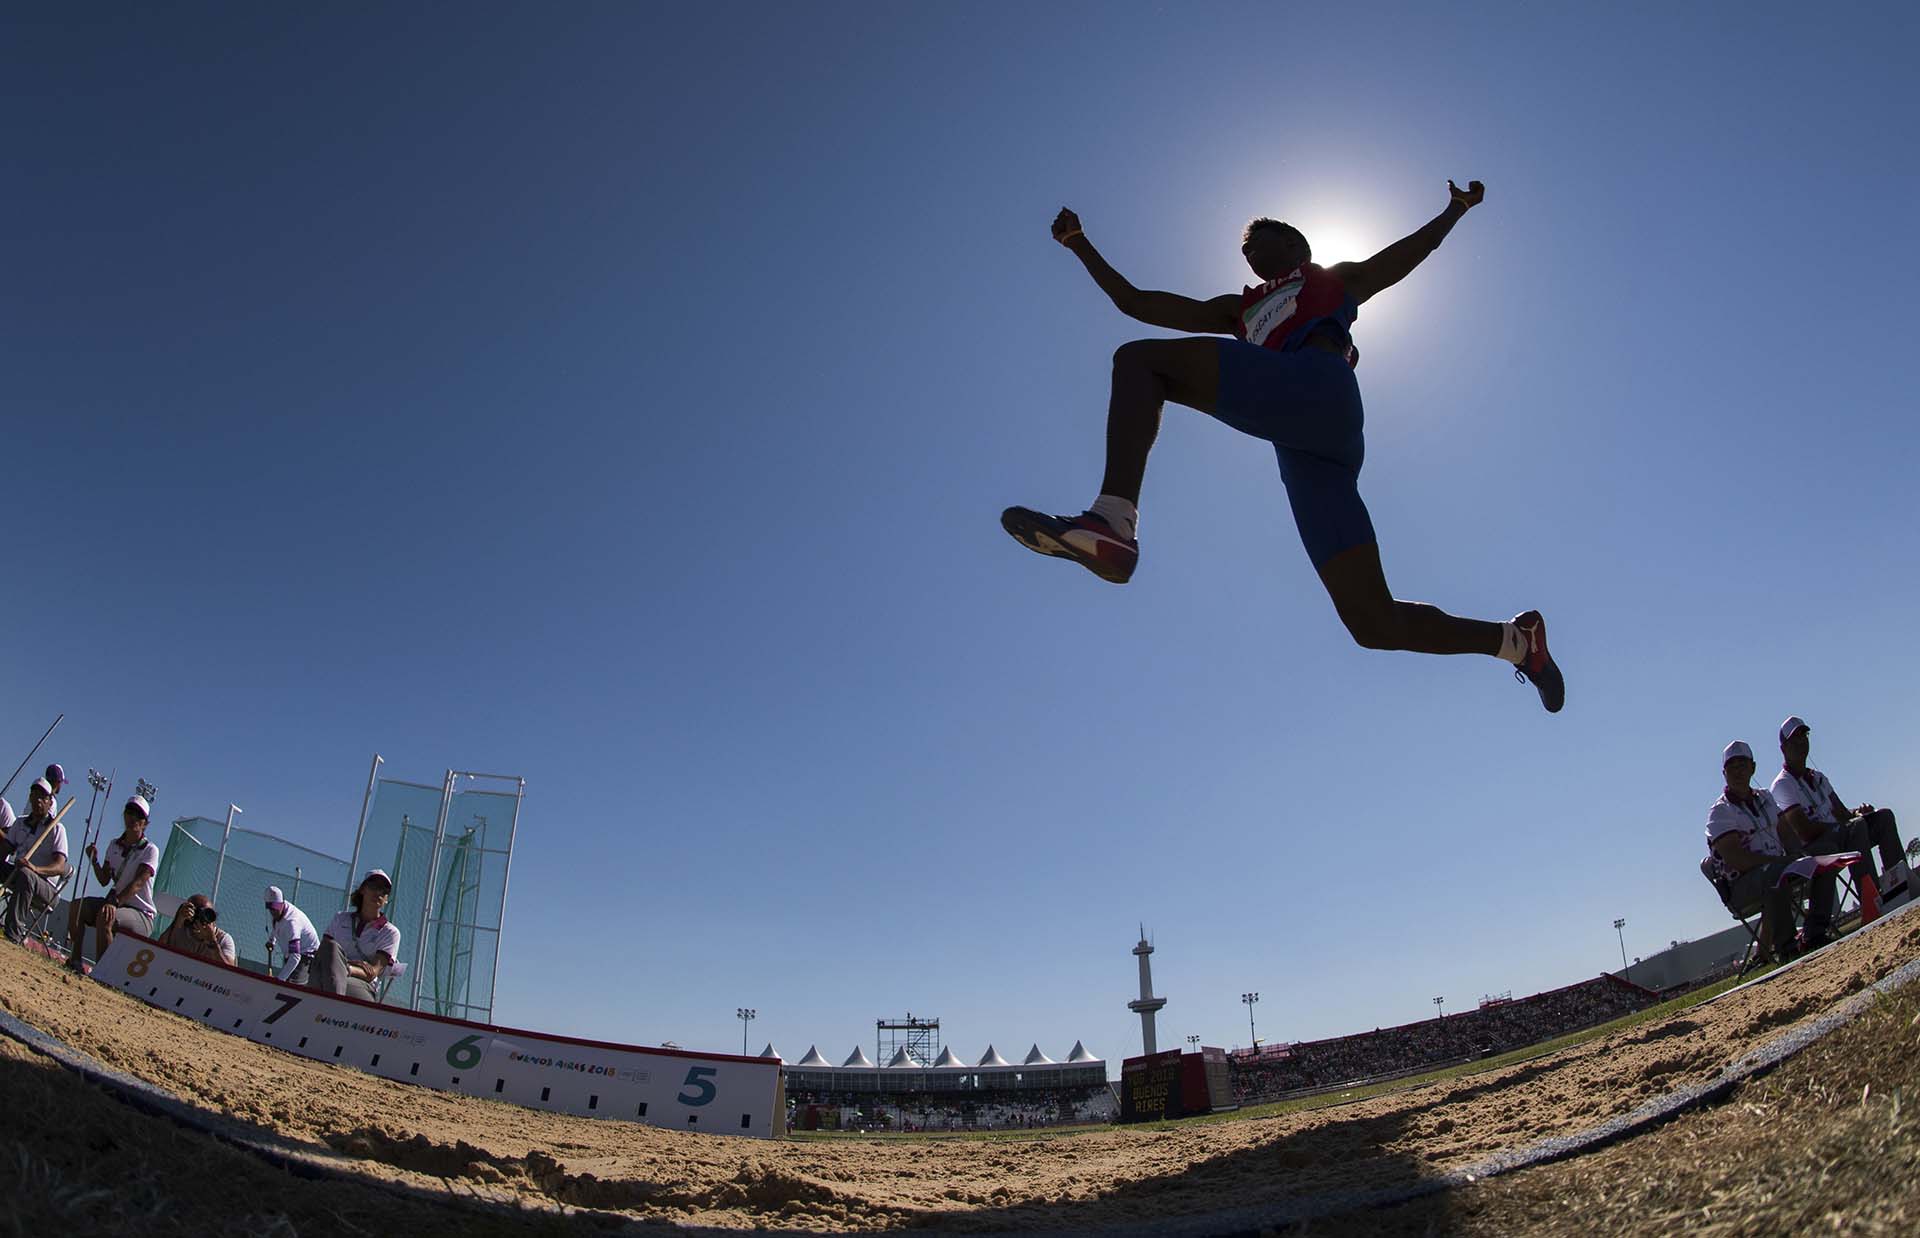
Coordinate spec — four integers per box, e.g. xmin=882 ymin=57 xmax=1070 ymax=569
xmin=794 ymin=1045 xmax=831 ymax=1067
xmin=884 ymin=1047 xmax=922 ymax=1068
xmin=1066 ymin=1041 xmax=1098 ymax=1063
xmin=933 ymin=1046 xmax=966 ymax=1067
xmin=759 ymin=1043 xmax=782 ymax=1062
xmin=977 ymin=1044 xmax=1010 ymax=1067
xmin=1023 ymin=1043 xmax=1054 ymax=1065
xmin=842 ymin=1046 xmax=876 ymax=1068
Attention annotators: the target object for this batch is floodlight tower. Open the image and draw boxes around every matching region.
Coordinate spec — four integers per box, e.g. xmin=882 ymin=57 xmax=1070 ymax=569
xmin=1127 ymin=925 xmax=1168 ymax=1055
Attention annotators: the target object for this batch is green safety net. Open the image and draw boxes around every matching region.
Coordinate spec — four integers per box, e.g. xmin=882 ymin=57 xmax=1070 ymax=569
xmin=152 ymin=818 xmax=350 ymax=973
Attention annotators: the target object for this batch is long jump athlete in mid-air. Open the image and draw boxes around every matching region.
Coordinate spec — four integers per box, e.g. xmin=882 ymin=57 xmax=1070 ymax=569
xmin=1002 ymin=179 xmax=1564 ymax=712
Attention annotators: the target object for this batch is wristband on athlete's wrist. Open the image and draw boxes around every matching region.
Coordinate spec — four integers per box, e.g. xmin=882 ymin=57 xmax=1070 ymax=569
xmin=1058 ymin=228 xmax=1084 ymax=244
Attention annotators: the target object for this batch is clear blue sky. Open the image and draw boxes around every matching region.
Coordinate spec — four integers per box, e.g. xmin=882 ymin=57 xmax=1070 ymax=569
xmin=6 ymin=3 xmax=1917 ymax=1064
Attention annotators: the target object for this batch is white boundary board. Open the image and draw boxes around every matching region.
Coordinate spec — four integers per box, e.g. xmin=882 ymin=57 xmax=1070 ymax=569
xmin=92 ymin=933 xmax=784 ymax=1138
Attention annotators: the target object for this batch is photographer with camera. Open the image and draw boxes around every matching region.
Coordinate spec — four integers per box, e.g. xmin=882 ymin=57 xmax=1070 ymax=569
xmin=157 ymin=893 xmax=238 ymax=966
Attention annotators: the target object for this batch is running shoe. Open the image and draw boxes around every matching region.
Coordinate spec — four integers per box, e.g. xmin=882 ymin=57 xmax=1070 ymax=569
xmin=1000 ymin=506 xmax=1138 ymax=584
xmin=1510 ymin=610 xmax=1564 ymax=713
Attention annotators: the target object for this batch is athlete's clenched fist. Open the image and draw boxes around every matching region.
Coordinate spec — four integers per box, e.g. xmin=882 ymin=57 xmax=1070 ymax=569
xmin=1052 ymin=208 xmax=1085 ymax=245
xmin=1447 ymin=179 xmax=1485 ymax=209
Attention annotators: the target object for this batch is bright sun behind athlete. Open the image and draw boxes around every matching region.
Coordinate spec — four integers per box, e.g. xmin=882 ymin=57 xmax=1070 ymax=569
xmin=1002 ymin=180 xmax=1565 ymax=712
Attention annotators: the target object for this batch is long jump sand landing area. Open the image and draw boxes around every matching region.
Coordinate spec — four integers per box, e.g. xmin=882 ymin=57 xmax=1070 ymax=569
xmin=3 ymin=909 xmax=1918 ymax=1236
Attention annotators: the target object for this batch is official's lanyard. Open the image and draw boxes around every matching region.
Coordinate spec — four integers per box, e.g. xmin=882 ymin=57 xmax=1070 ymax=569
xmin=1787 ymin=767 xmax=1827 ymax=815
xmin=1725 ymin=789 xmax=1770 ymax=832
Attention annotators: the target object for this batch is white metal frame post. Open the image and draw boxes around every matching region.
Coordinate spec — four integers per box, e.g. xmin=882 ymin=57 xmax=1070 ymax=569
xmin=487 ymin=776 xmax=523 ymax=1022
xmin=345 ymin=754 xmax=383 ymax=907
xmin=407 ymin=770 xmax=455 ymax=1011
xmin=209 ymin=803 xmax=243 ymax=906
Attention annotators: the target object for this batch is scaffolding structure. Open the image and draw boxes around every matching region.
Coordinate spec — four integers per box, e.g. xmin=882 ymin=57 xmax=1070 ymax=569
xmin=877 ymin=1014 xmax=941 ymax=1067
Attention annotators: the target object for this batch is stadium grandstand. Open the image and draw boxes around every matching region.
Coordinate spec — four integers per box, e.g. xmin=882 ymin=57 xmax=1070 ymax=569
xmin=778 ymin=1038 xmax=1115 ymax=1131
xmin=1228 ymin=974 xmax=1659 ymax=1105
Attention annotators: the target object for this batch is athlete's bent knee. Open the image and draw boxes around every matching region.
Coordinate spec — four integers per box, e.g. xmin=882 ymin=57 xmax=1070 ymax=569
xmin=1112 ymin=339 xmax=1159 ymax=371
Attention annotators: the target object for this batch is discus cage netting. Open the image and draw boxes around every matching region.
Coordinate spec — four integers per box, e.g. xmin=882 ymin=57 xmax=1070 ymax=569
xmin=152 ymin=821 xmax=351 ymax=973
xmin=348 ymin=765 xmax=521 ymax=1023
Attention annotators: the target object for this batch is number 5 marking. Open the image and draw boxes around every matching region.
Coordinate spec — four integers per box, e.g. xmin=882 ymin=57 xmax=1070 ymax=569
xmin=263 ymin=994 xmax=303 ymax=1024
xmin=677 ymin=1066 xmax=717 ymax=1106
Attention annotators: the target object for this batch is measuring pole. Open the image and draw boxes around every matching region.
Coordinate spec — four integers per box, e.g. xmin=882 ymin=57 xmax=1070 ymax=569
xmin=2 ymin=714 xmax=63 ymax=800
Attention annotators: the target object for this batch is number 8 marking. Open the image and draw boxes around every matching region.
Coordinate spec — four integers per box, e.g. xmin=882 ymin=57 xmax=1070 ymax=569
xmin=126 ymin=948 xmax=155 ymax=978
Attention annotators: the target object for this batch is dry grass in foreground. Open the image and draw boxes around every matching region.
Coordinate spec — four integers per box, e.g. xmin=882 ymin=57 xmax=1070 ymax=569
xmin=1342 ymin=980 xmax=1920 ymax=1236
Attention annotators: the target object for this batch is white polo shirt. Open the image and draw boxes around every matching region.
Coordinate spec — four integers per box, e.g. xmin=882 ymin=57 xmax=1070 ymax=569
xmin=268 ymin=903 xmax=320 ymax=961
xmin=4 ymin=813 xmax=69 ymax=869
xmin=102 ymin=835 xmax=162 ymax=918
xmin=1704 ymin=786 xmax=1786 ymax=882
xmin=1770 ymin=765 xmax=1844 ymax=831
xmin=322 ymin=909 xmax=402 ymax=967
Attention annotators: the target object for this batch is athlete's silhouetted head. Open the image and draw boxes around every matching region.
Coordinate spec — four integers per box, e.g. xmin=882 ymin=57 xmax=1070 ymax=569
xmin=1241 ymin=219 xmax=1310 ymax=281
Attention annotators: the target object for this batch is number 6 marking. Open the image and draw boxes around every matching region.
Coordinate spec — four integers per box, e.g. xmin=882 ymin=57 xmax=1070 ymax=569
xmin=446 ymin=1034 xmax=485 ymax=1070
xmin=125 ymin=948 xmax=155 ymax=978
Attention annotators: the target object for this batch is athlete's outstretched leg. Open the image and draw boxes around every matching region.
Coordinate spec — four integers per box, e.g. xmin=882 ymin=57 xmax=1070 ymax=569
xmin=1317 ymin=543 xmax=1565 ymax=711
xmin=1097 ymin=338 xmax=1220 ymax=504
xmin=1003 ymin=338 xmax=1219 ymax=584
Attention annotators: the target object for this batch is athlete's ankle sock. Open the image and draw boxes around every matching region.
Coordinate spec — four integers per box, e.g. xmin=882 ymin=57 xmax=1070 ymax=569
xmin=1089 ymin=495 xmax=1138 ymax=541
xmin=1496 ymin=622 xmax=1527 ymax=665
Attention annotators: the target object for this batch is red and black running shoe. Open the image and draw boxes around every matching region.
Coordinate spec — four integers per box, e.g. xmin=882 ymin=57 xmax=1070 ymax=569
xmin=1000 ymin=506 xmax=1138 ymax=584
xmin=1511 ymin=610 xmax=1565 ymax=713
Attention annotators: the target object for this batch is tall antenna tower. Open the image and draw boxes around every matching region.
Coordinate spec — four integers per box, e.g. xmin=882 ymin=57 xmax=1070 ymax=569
xmin=1127 ymin=925 xmax=1168 ymax=1055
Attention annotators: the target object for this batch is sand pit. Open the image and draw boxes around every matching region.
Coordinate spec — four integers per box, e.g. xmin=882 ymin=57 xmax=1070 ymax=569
xmin=3 ymin=910 xmax=1916 ymax=1234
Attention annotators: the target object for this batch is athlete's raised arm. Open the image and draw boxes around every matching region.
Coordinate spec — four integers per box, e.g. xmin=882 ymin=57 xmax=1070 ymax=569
xmin=1332 ymin=180 xmax=1483 ymax=305
xmin=1052 ymin=208 xmax=1240 ymax=335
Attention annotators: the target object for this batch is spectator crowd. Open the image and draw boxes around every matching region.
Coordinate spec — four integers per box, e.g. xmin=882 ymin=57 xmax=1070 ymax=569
xmin=1228 ymin=975 xmax=1654 ymax=1104
xmin=787 ymin=1084 xmax=1118 ymax=1132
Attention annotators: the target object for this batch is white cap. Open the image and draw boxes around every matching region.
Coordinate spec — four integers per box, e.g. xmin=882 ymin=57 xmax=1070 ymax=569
xmin=1779 ymin=716 xmax=1810 ymax=743
xmin=264 ymin=885 xmax=285 ymax=904
xmin=125 ymin=794 xmax=150 ymax=819
xmin=363 ymin=869 xmax=393 ymax=889
xmin=29 ymin=777 xmax=53 ymax=798
xmin=1723 ymin=740 xmax=1754 ymax=766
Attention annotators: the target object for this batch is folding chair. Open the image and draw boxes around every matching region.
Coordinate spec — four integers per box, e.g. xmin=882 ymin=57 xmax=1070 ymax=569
xmin=22 ymin=869 xmax=72 ymax=945
xmin=0 ymin=865 xmax=70 ymax=949
xmin=1700 ymin=857 xmax=1773 ymax=978
xmin=373 ymin=960 xmax=408 ymax=1005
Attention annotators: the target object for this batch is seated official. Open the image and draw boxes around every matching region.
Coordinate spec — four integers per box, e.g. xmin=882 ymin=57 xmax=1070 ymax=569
xmin=1771 ymin=716 xmax=1914 ymax=904
xmin=310 ymin=870 xmax=400 ymax=1002
xmin=263 ymin=885 xmax=319 ymax=984
xmin=66 ymin=795 xmax=161 ymax=972
xmin=1706 ymin=741 xmax=1838 ymax=958
xmin=1 ymin=778 xmax=71 ymax=944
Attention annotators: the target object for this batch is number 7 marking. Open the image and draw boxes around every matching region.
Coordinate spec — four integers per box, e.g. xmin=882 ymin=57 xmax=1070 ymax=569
xmin=263 ymin=994 xmax=302 ymax=1025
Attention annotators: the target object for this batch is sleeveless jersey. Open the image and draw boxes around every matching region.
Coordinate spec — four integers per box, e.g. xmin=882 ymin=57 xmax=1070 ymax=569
xmin=1234 ymin=263 xmax=1359 ymax=367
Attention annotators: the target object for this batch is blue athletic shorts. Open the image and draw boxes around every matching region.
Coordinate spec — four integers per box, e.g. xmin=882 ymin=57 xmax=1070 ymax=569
xmin=1212 ymin=339 xmax=1376 ymax=569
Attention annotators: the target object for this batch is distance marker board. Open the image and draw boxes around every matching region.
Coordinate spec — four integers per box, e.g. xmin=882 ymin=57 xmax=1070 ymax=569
xmin=92 ymin=933 xmax=784 ymax=1138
